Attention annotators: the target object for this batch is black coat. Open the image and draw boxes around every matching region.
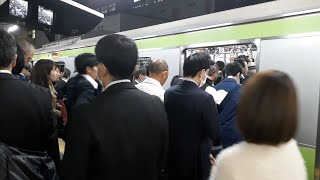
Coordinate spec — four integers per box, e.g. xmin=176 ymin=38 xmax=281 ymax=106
xmin=62 ymin=82 xmax=168 ymax=180
xmin=66 ymin=75 xmax=101 ymax=119
xmin=164 ymin=80 xmax=220 ymax=180
xmin=55 ymin=79 xmax=67 ymax=100
xmin=0 ymin=73 xmax=58 ymax=166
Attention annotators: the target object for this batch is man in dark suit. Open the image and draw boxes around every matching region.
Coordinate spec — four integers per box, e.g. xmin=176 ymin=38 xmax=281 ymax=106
xmin=235 ymin=55 xmax=249 ymax=84
xmin=62 ymin=34 xmax=168 ymax=180
xmin=213 ymin=62 xmax=243 ymax=148
xmin=17 ymin=63 xmax=31 ymax=81
xmin=164 ymin=53 xmax=220 ymax=180
xmin=65 ymin=53 xmax=101 ymax=120
xmin=201 ymin=60 xmax=219 ymax=91
xmin=0 ymin=29 xmax=58 ymax=171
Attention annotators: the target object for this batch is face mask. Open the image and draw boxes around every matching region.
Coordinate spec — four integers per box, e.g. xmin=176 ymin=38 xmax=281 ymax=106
xmin=199 ymin=73 xmax=207 ymax=87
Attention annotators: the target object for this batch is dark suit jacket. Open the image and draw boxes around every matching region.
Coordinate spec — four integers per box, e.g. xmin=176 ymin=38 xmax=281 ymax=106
xmin=0 ymin=73 xmax=58 ymax=163
xmin=200 ymin=78 xmax=214 ymax=91
xmin=66 ymin=74 xmax=101 ymax=119
xmin=164 ymin=80 xmax=220 ymax=180
xmin=55 ymin=79 xmax=67 ymax=100
xmin=214 ymin=78 xmax=243 ymax=148
xmin=62 ymin=82 xmax=168 ymax=180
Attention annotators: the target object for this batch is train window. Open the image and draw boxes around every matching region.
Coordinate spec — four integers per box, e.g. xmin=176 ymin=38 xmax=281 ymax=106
xmin=185 ymin=43 xmax=257 ymax=63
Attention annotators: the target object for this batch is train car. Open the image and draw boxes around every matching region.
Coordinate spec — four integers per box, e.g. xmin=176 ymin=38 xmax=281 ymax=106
xmin=34 ymin=0 xmax=320 ymax=179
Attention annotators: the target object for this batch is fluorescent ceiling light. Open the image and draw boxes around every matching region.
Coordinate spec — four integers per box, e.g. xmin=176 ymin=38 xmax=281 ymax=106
xmin=60 ymin=0 xmax=104 ymax=18
xmin=8 ymin=25 xmax=19 ymax=32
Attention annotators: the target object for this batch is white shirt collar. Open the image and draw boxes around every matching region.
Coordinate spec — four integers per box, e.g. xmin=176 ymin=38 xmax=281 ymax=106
xmin=81 ymin=74 xmax=99 ymax=89
xmin=19 ymin=73 xmax=25 ymax=77
xmin=184 ymin=78 xmax=198 ymax=86
xmin=0 ymin=70 xmax=12 ymax=74
xmin=142 ymin=77 xmax=163 ymax=88
xmin=104 ymin=79 xmax=131 ymax=91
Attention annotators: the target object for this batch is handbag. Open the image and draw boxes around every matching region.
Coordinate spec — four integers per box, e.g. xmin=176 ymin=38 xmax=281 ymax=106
xmin=0 ymin=142 xmax=59 ymax=180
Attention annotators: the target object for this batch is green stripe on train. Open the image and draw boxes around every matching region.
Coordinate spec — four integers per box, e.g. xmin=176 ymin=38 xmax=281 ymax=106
xmin=135 ymin=13 xmax=320 ymax=49
xmin=300 ymin=146 xmax=315 ymax=180
xmin=34 ymin=13 xmax=320 ymax=60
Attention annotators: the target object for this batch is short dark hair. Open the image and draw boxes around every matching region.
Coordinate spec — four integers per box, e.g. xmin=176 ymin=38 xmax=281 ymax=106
xmin=208 ymin=63 xmax=219 ymax=76
xmin=12 ymin=43 xmax=25 ymax=74
xmin=56 ymin=61 xmax=66 ymax=73
xmin=235 ymin=58 xmax=247 ymax=69
xmin=75 ymin=53 xmax=98 ymax=74
xmin=63 ymin=68 xmax=71 ymax=79
xmin=215 ymin=61 xmax=225 ymax=71
xmin=149 ymin=59 xmax=168 ymax=74
xmin=0 ymin=29 xmax=17 ymax=68
xmin=238 ymin=70 xmax=298 ymax=145
xmin=170 ymin=75 xmax=183 ymax=87
xmin=225 ymin=62 xmax=242 ymax=76
xmin=95 ymin=34 xmax=138 ymax=79
xmin=133 ymin=66 xmax=147 ymax=79
xmin=31 ymin=59 xmax=57 ymax=88
xmin=236 ymin=55 xmax=249 ymax=63
xmin=183 ymin=53 xmax=211 ymax=77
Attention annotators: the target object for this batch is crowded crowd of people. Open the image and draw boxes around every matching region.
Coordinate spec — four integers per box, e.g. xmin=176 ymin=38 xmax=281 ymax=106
xmin=0 ymin=28 xmax=307 ymax=180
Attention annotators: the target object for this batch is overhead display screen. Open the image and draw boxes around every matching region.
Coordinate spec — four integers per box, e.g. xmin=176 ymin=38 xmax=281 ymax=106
xmin=38 ymin=6 xmax=53 ymax=26
xmin=9 ymin=0 xmax=28 ymax=18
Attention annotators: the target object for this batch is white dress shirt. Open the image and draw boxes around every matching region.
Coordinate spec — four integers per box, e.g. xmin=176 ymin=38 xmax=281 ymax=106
xmin=0 ymin=70 xmax=12 ymax=74
xmin=81 ymin=74 xmax=99 ymax=89
xmin=136 ymin=77 xmax=165 ymax=102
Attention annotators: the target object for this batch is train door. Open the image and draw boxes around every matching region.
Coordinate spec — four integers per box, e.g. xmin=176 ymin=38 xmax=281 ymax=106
xmin=259 ymin=35 xmax=320 ymax=180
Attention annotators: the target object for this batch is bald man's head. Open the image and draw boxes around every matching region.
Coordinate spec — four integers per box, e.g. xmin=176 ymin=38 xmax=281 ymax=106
xmin=148 ymin=59 xmax=169 ymax=86
xmin=149 ymin=59 xmax=168 ymax=74
xmin=17 ymin=38 xmax=35 ymax=63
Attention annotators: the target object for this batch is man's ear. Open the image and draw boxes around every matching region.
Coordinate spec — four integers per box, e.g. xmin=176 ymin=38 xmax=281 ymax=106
xmin=12 ymin=54 xmax=17 ymax=67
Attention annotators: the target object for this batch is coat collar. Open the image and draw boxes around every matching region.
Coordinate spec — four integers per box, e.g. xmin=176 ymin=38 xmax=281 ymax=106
xmin=0 ymin=73 xmax=18 ymax=80
xmin=102 ymin=82 xmax=136 ymax=95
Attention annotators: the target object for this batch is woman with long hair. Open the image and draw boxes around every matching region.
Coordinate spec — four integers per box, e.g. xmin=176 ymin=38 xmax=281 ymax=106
xmin=31 ymin=59 xmax=61 ymax=117
xmin=31 ymin=59 xmax=62 ymax=175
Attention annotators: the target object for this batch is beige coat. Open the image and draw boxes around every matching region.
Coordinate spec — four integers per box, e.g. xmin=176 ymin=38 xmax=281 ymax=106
xmin=49 ymin=83 xmax=60 ymax=118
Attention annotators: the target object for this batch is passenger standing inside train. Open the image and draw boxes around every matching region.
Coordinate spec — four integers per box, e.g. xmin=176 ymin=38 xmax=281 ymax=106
xmin=164 ymin=53 xmax=220 ymax=180
xmin=132 ymin=66 xmax=147 ymax=84
xmin=65 ymin=53 xmax=101 ymax=120
xmin=201 ymin=61 xmax=219 ymax=90
xmin=214 ymin=61 xmax=225 ymax=85
xmin=62 ymin=34 xmax=168 ymax=180
xmin=210 ymin=70 xmax=307 ymax=180
xmin=0 ymin=29 xmax=58 ymax=176
xmin=234 ymin=55 xmax=249 ymax=84
xmin=247 ymin=62 xmax=256 ymax=78
xmin=31 ymin=59 xmax=62 ymax=172
xmin=136 ymin=59 xmax=169 ymax=101
xmin=213 ymin=62 xmax=243 ymax=149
